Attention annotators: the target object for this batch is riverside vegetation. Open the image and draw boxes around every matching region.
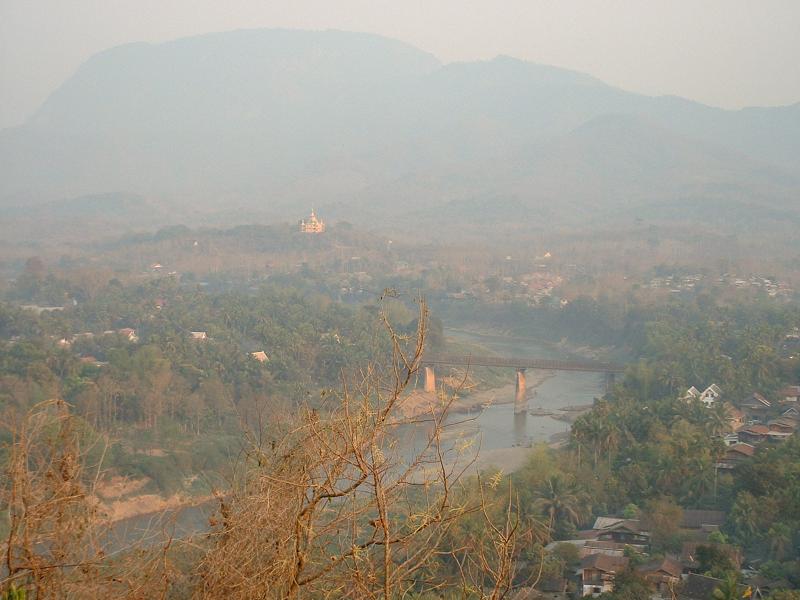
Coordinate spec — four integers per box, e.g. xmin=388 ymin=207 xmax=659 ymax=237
xmin=1 ymin=269 xmax=800 ymax=598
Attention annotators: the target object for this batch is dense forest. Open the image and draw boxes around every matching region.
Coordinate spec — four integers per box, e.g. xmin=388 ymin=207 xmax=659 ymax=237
xmin=0 ymin=272 xmax=438 ymax=499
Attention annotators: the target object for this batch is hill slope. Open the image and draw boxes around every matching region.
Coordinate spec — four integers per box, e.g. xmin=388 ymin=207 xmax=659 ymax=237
xmin=1 ymin=28 xmax=798 ymax=235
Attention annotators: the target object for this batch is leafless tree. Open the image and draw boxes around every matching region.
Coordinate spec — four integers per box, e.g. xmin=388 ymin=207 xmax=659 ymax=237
xmin=2 ymin=298 xmax=531 ymax=599
xmin=194 ymin=298 xmax=524 ymax=598
xmin=1 ymin=399 xmax=175 ymax=598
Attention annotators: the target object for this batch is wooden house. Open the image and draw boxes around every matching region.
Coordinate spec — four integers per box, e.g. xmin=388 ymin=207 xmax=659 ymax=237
xmin=580 ymin=554 xmax=629 ymax=596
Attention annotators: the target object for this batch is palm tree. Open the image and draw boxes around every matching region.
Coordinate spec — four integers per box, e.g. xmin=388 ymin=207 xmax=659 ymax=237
xmin=533 ymin=475 xmax=590 ymax=540
xmin=705 ymin=402 xmax=731 ymax=438
xmin=572 ymin=413 xmax=600 ymax=468
xmin=730 ymin=492 xmax=760 ymax=542
xmin=768 ymin=523 xmax=792 ymax=561
xmin=712 ymin=573 xmax=740 ymax=600
xmin=683 ymin=455 xmax=715 ymax=503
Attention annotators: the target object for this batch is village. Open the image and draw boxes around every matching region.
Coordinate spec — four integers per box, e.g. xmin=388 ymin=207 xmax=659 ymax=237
xmin=528 ymin=382 xmax=800 ymax=600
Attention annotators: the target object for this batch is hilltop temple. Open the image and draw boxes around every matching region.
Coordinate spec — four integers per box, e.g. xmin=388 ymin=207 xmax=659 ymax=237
xmin=300 ymin=209 xmax=326 ymax=233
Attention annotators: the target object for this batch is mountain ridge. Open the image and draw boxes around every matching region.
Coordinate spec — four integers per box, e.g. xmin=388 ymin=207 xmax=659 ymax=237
xmin=1 ymin=28 xmax=798 ymax=234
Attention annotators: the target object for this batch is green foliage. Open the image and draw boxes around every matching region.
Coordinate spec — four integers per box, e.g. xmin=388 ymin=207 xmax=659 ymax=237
xmin=0 ymin=278 xmax=411 ymax=497
xmin=622 ymin=545 xmax=646 ymax=567
xmin=506 ymin=295 xmax=800 ymax=573
xmin=642 ymin=497 xmax=684 ymax=553
xmin=597 ymin=569 xmax=653 ymax=600
xmin=622 ymin=503 xmax=639 ymax=519
xmin=528 ymin=473 xmax=591 ymax=540
xmin=708 ymin=530 xmax=729 ymax=544
xmin=3 ymin=262 xmax=800 ymax=588
xmin=551 ymin=542 xmax=581 ymax=567
xmin=726 ymin=438 xmax=800 ymax=559
xmin=696 ymin=545 xmax=736 ymax=578
xmin=1 ymin=585 xmax=27 ymax=600
xmin=712 ymin=573 xmax=741 ymax=600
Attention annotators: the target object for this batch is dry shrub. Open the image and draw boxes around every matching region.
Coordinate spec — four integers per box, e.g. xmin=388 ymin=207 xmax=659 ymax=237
xmin=2 ymin=299 xmax=530 ymax=598
xmin=194 ymin=299 xmax=524 ymax=598
xmin=1 ymin=399 xmax=175 ymax=598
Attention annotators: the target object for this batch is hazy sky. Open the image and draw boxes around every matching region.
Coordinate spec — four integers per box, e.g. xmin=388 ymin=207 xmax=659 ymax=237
xmin=2 ymin=0 xmax=800 ymax=129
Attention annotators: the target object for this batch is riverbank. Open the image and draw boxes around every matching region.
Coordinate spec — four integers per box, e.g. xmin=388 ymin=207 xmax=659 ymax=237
xmin=398 ymin=370 xmax=555 ymax=420
xmin=422 ymin=326 xmax=607 ymax=474
xmin=92 ymin=475 xmax=214 ymax=523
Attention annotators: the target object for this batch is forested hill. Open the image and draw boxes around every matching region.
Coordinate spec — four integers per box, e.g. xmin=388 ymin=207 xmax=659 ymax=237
xmin=1 ymin=29 xmax=799 ymax=234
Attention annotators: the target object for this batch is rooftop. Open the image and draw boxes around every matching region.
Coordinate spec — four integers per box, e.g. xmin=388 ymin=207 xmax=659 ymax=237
xmin=680 ymin=510 xmax=726 ymax=529
xmin=581 ymin=554 xmax=629 ymax=573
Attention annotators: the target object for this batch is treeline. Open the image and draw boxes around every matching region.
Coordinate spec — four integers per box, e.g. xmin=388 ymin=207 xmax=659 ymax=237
xmin=427 ymin=293 xmax=800 ymax=591
xmin=440 ymin=294 xmax=800 ymax=399
xmin=2 ymin=286 xmax=800 ymax=596
xmin=0 ymin=275 xmax=433 ymax=495
xmin=488 ymin=294 xmax=800 ymax=592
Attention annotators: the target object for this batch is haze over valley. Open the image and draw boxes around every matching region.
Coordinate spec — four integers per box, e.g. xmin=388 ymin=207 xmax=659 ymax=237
xmin=2 ymin=9 xmax=800 ymax=599
xmin=2 ymin=28 xmax=799 ymax=244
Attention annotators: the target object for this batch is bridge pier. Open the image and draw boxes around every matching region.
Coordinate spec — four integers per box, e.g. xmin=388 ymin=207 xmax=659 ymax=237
xmin=424 ymin=366 xmax=436 ymax=393
xmin=605 ymin=372 xmax=616 ymax=394
xmin=515 ymin=368 xmax=527 ymax=413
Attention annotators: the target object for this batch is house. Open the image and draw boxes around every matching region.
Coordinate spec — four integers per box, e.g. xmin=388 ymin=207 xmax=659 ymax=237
xmin=636 ymin=557 xmax=682 ymax=596
xmin=56 ymin=337 xmax=72 ymax=348
xmin=765 ymin=430 xmax=793 ymax=442
xmin=580 ymin=554 xmax=629 ymax=596
xmin=591 ymin=517 xmax=625 ymax=530
xmin=740 ymin=393 xmax=771 ymax=420
xmin=682 ymin=386 xmax=701 ymax=401
xmin=737 ymin=424 xmax=770 ymax=444
xmin=683 ymin=385 xmax=721 ymax=408
xmin=680 ymin=510 xmax=725 ymax=531
xmin=777 ymin=385 xmax=800 ymax=404
xmin=718 ymin=443 xmax=755 ymax=469
xmin=595 ymin=520 xmax=650 ymax=549
xmin=700 ymin=384 xmax=722 ymax=407
xmin=582 ymin=540 xmax=629 ymax=557
xmin=782 ymin=406 xmax=799 ymax=418
xmin=722 ymin=432 xmax=739 ymax=446
xmin=118 ymin=328 xmax=138 ymax=342
xmin=508 ymin=582 xmax=568 ymax=600
xmin=190 ymin=331 xmax=208 ymax=341
xmin=79 ymin=356 xmax=107 ymax=368
xmin=768 ymin=417 xmax=798 ymax=434
xmin=250 ymin=351 xmax=269 ymax=363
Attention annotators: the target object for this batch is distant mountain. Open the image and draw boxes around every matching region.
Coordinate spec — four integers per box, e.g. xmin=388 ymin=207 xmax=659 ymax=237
xmin=0 ymin=192 xmax=166 ymax=244
xmin=1 ymin=28 xmax=798 ymax=234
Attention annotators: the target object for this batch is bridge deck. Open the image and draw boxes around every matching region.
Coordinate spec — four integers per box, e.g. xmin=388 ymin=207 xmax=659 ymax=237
xmin=423 ymin=354 xmax=624 ymax=373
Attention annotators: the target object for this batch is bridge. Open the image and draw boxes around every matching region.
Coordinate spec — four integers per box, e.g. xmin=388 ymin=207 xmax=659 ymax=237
xmin=421 ymin=354 xmax=625 ymax=413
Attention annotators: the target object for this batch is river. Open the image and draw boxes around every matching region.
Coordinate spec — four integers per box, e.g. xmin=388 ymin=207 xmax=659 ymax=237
xmin=109 ymin=328 xmax=606 ymax=544
xmin=401 ymin=328 xmax=607 ymax=472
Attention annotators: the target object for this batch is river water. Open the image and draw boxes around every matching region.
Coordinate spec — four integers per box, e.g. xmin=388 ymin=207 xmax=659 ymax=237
xmin=109 ymin=329 xmax=605 ymax=544
xmin=438 ymin=329 xmax=605 ymax=451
